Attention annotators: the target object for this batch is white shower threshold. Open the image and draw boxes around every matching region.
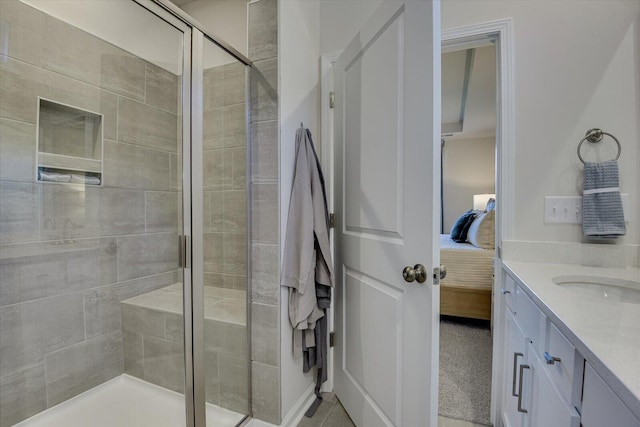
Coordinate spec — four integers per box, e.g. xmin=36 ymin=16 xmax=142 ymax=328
xmin=14 ymin=374 xmax=247 ymax=427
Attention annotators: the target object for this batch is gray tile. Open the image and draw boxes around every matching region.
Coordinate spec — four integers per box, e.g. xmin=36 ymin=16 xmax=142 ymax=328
xmin=323 ymin=401 xmax=355 ymax=427
xmin=145 ymin=191 xmax=179 ymax=232
xmin=251 ymin=120 xmax=278 ymax=183
xmin=251 ymin=303 xmax=279 ymax=366
xmin=222 ymin=103 xmax=246 ymax=148
xmin=45 ymin=332 xmax=123 ymax=407
xmin=121 ymin=303 xmax=166 ymax=340
xmin=231 ymin=146 xmax=247 ymax=190
xmin=204 ymin=320 xmax=247 ymax=359
xmin=0 ymin=293 xmax=84 ymax=376
xmin=248 ymin=0 xmax=278 ymax=62
xmin=145 ymin=62 xmax=179 ymax=114
xmin=0 ymin=363 xmax=47 ymax=427
xmin=251 ymin=244 xmax=279 ymax=306
xmin=205 ymin=299 xmax=246 ymax=326
xmin=0 ymin=118 xmax=36 ymax=182
xmin=223 ymin=62 xmax=247 ymax=107
xmin=250 ymin=58 xmax=278 ymax=123
xmin=42 ymin=16 xmax=145 ymax=100
xmin=117 ymin=97 xmax=178 ymax=152
xmin=0 ymin=55 xmax=118 ymax=139
xmin=83 ymin=271 xmax=177 ymax=339
xmin=0 ymin=0 xmax=45 ymax=66
xmin=252 ymin=183 xmax=278 ymax=243
xmin=204 ymin=350 xmax=220 ymax=405
xmin=170 ymin=153 xmax=182 ymax=191
xmin=104 ymin=140 xmax=171 ymax=191
xmin=223 ymin=190 xmax=246 ymax=234
xmin=204 ymin=287 xmax=245 ymax=301
xmin=164 ymin=312 xmax=184 ymax=344
xmin=219 ymin=354 xmax=249 ymax=414
xmin=117 ymin=233 xmax=177 ymax=281
xmin=203 ymin=149 xmax=225 ymax=191
xmin=205 ymin=191 xmax=224 ymax=232
xmin=203 ymin=107 xmax=223 ymax=150
xmin=252 ymin=361 xmax=280 ymax=424
xmin=233 ymin=275 xmax=247 ymax=291
xmin=204 ymin=273 xmax=234 ymax=289
xmin=124 ymin=289 xmax=183 ymax=315
xmin=0 ymin=181 xmax=39 ymax=244
xmin=223 ymin=232 xmax=247 ymax=275
xmin=437 ymin=416 xmax=490 ymax=427
xmin=204 ymin=232 xmax=223 ymax=273
xmin=203 ymin=66 xmax=224 ymax=110
xmin=142 ymin=336 xmax=185 ymax=394
xmin=123 ymin=329 xmax=144 ymax=378
xmin=40 ymin=186 xmax=146 ymax=240
xmin=0 ymin=238 xmax=118 ymax=307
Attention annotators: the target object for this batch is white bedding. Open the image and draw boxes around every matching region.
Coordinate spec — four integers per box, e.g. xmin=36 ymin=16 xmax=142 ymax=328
xmin=440 ymin=234 xmax=494 ymax=289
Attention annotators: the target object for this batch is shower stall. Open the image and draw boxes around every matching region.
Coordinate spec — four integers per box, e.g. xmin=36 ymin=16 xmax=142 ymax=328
xmin=0 ymin=0 xmax=252 ymax=426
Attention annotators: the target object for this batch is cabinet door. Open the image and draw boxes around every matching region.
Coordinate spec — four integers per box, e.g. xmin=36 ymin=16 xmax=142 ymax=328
xmin=582 ymin=363 xmax=640 ymax=427
xmin=502 ymin=311 xmax=528 ymax=427
xmin=527 ymin=348 xmax=580 ymax=427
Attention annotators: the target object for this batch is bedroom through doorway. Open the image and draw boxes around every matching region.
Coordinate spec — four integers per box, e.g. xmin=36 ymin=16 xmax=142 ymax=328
xmin=438 ymin=35 xmax=498 ymax=427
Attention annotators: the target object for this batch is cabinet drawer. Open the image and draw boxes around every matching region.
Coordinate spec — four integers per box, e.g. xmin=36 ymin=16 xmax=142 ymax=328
xmin=515 ymin=286 xmax=545 ymax=352
xmin=542 ymin=323 xmax=581 ymax=405
xmin=582 ymin=363 xmax=640 ymax=427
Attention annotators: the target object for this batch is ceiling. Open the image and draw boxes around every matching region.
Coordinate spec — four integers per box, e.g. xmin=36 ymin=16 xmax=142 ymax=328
xmin=442 ymin=45 xmax=497 ymax=141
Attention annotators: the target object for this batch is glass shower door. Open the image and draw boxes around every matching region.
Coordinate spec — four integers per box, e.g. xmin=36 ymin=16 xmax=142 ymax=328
xmin=0 ymin=1 xmax=190 ymax=425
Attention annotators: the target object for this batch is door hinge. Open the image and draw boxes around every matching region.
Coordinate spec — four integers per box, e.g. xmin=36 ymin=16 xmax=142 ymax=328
xmin=497 ymin=246 xmax=502 ymax=259
xmin=329 ymin=213 xmax=335 ymax=229
xmin=329 ymin=91 xmax=335 ymax=109
xmin=329 ymin=332 xmax=335 ymax=347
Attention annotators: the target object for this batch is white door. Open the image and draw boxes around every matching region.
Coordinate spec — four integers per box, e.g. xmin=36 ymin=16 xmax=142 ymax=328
xmin=332 ymin=1 xmax=441 ymax=426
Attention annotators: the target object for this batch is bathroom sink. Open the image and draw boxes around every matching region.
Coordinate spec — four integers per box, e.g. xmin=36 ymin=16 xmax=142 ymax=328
xmin=552 ymin=275 xmax=640 ymax=304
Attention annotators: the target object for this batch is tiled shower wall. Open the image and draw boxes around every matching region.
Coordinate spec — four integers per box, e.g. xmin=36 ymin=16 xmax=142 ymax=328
xmin=203 ymin=62 xmax=247 ymax=291
xmin=0 ymin=1 xmax=181 ymax=425
xmin=248 ymin=0 xmax=281 ymax=424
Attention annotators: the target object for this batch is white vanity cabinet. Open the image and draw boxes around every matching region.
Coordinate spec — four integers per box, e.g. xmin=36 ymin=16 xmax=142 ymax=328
xmin=500 ymin=272 xmax=580 ymax=427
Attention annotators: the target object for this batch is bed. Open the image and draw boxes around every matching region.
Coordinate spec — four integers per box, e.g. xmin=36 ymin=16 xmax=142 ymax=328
xmin=440 ymin=234 xmax=494 ymax=320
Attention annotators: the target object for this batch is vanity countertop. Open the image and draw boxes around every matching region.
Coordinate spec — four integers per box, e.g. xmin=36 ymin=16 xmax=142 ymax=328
xmin=502 ymin=261 xmax=640 ymax=418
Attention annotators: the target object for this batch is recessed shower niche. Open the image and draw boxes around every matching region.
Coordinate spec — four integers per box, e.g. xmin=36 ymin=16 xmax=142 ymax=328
xmin=36 ymin=98 xmax=103 ymax=185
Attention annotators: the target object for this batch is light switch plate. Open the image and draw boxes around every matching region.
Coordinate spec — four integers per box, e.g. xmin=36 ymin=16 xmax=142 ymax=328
xmin=544 ymin=194 xmax=630 ymax=224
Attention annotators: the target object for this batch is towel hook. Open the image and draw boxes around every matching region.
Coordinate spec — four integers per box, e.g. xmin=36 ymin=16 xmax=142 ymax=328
xmin=577 ymin=128 xmax=621 ymax=164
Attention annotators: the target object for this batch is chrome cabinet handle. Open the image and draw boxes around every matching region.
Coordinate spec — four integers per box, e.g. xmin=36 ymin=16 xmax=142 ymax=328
xmin=501 ymin=288 xmax=511 ymax=294
xmin=544 ymin=351 xmax=561 ymax=365
xmin=402 ymin=264 xmax=427 ymax=283
xmin=512 ymin=352 xmax=523 ymax=397
xmin=517 ymin=364 xmax=530 ymax=413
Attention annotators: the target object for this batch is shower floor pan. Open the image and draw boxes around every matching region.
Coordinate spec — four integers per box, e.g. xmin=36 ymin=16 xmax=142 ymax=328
xmin=14 ymin=374 xmax=246 ymax=427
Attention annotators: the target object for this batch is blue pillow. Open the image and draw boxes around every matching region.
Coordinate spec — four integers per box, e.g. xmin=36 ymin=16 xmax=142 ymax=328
xmin=450 ymin=210 xmax=478 ymax=242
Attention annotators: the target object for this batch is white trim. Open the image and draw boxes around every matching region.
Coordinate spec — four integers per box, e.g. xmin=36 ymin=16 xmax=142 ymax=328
xmin=442 ymin=18 xmax=514 ymax=427
xmin=319 ymin=49 xmax=341 ymax=395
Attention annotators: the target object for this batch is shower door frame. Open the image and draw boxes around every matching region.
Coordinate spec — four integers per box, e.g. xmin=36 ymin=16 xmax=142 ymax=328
xmin=132 ymin=1 xmax=253 ymax=426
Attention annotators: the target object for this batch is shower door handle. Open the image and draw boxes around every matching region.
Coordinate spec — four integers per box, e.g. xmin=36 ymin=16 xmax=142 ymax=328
xmin=178 ymin=235 xmax=191 ymax=269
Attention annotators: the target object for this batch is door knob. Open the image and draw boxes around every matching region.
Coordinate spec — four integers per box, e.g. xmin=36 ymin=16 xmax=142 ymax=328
xmin=402 ymin=264 xmax=427 ymax=283
xmin=439 ymin=265 xmax=447 ymax=280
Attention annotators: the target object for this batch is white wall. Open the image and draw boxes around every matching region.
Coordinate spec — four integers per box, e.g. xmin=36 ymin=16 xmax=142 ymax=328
xmin=442 ymin=137 xmax=496 ymax=231
xmin=443 ymin=0 xmax=640 ymax=246
xmin=279 ymin=0 xmax=322 ymax=419
xmin=319 ymin=0 xmax=383 ymax=54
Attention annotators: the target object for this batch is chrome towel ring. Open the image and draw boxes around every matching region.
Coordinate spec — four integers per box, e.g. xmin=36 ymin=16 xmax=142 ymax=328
xmin=577 ymin=128 xmax=621 ymax=164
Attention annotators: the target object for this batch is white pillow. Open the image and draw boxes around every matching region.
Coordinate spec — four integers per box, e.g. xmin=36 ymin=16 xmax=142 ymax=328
xmin=467 ymin=210 xmax=495 ymax=249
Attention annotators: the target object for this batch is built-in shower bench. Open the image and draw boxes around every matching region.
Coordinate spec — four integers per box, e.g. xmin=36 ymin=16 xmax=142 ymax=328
xmin=120 ymin=284 xmax=248 ymax=412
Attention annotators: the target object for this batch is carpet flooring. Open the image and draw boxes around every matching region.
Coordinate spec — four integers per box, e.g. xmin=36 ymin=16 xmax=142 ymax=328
xmin=439 ymin=316 xmax=493 ymax=426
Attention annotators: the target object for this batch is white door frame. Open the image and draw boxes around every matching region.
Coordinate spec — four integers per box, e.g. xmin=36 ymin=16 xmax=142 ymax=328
xmin=442 ymin=19 xmax=514 ymax=426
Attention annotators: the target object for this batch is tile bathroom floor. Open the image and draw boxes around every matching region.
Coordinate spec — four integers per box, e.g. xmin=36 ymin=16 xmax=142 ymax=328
xmin=297 ymin=394 xmax=489 ymax=427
